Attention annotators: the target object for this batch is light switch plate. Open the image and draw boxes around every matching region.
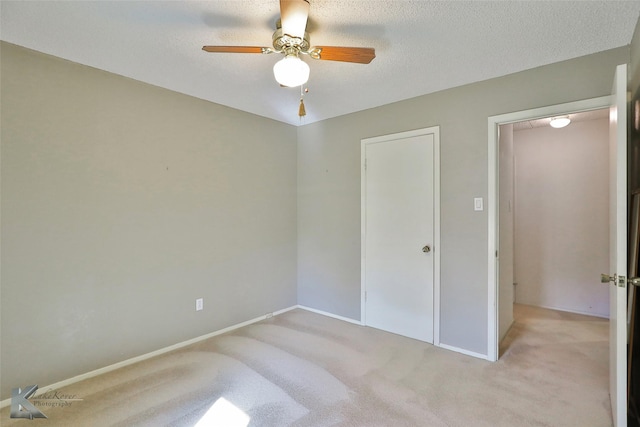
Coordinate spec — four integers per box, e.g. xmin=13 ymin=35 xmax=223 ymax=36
xmin=195 ymin=298 xmax=203 ymax=311
xmin=474 ymin=198 xmax=483 ymax=211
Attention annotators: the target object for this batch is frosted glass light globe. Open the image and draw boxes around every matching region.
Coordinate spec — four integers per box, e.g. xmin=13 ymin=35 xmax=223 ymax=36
xmin=550 ymin=117 xmax=571 ymax=128
xmin=273 ymin=55 xmax=310 ymax=87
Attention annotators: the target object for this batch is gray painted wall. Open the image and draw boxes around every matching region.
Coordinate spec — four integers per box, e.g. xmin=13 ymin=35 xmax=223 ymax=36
xmin=0 ymin=43 xmax=298 ymax=400
xmin=498 ymin=124 xmax=514 ymax=342
xmin=297 ymin=47 xmax=630 ymax=355
xmin=513 ymin=118 xmax=609 ymax=317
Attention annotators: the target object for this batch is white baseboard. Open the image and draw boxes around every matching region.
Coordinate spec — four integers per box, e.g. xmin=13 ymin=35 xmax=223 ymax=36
xmin=296 ymin=305 xmax=363 ymax=325
xmin=0 ymin=305 xmax=298 ymax=409
xmin=2 ymin=304 xmax=493 ymax=409
xmin=273 ymin=305 xmax=298 ymax=316
xmin=522 ymin=303 xmax=609 ymax=319
xmin=296 ymin=306 xmax=490 ymax=362
xmin=296 ymin=306 xmax=495 ymax=363
xmin=499 ymin=319 xmax=516 ymax=346
xmin=437 ymin=343 xmax=489 ymax=361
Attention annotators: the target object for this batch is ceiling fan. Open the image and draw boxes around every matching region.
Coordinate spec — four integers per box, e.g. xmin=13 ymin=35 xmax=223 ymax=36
xmin=202 ymin=0 xmax=376 ymax=88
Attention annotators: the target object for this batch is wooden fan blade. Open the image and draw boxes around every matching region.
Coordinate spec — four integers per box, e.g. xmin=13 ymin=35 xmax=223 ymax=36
xmin=202 ymin=46 xmax=267 ymax=54
xmin=280 ymin=0 xmax=309 ymax=39
xmin=311 ymin=46 xmax=375 ymax=64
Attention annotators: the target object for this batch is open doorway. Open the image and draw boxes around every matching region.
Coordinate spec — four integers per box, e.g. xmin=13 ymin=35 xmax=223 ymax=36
xmin=497 ymin=109 xmax=610 ymax=357
xmin=489 ymin=66 xmax=630 ymax=425
xmin=486 ymin=96 xmax=612 ymax=361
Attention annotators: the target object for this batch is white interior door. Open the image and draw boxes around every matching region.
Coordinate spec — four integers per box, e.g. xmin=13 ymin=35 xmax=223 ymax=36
xmin=362 ymin=129 xmax=438 ymax=343
xmin=608 ymin=63 xmax=628 ymax=427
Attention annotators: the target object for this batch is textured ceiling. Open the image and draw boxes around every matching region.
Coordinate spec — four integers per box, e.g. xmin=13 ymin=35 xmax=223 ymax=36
xmin=1 ymin=1 xmax=639 ymax=126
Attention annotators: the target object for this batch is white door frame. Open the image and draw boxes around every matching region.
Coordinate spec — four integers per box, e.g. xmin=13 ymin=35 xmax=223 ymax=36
xmin=361 ymin=126 xmax=441 ymax=345
xmin=487 ymin=96 xmax=611 ymax=361
xmin=608 ymin=63 xmax=628 ymax=427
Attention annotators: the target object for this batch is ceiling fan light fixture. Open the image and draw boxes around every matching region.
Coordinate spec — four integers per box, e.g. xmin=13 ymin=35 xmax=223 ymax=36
xmin=273 ymin=54 xmax=310 ymax=87
xmin=550 ymin=116 xmax=571 ymax=128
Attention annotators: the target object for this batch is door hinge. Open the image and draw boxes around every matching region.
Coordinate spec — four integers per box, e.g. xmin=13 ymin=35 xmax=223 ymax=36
xmin=618 ymin=275 xmax=626 ymax=288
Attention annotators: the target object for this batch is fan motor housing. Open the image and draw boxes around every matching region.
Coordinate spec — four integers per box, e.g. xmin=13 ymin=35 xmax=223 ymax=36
xmin=272 ymin=28 xmax=310 ymax=53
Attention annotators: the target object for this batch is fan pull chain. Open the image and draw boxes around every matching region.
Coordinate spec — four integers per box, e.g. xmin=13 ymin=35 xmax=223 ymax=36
xmin=298 ymin=86 xmax=307 ymax=119
xmin=298 ymin=98 xmax=306 ymax=117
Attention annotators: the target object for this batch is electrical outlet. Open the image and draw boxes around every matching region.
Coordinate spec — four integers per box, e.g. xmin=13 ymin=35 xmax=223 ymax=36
xmin=195 ymin=298 xmax=204 ymax=311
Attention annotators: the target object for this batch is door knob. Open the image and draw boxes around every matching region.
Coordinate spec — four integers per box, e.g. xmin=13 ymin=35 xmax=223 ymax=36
xmin=603 ymin=274 xmax=640 ymax=287
xmin=422 ymin=245 xmax=431 ymax=253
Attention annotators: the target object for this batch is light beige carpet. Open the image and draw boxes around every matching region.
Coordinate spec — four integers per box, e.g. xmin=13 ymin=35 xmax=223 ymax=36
xmin=1 ymin=304 xmax=611 ymax=426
